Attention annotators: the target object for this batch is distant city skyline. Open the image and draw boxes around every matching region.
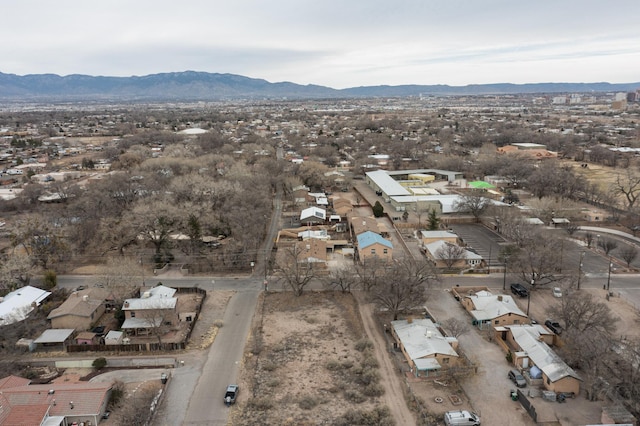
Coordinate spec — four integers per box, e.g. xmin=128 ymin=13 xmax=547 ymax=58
xmin=2 ymin=0 xmax=639 ymax=89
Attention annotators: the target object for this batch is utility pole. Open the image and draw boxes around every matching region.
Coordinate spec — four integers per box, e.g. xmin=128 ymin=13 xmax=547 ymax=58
xmin=577 ymin=251 xmax=585 ymax=290
xmin=526 ymin=278 xmax=534 ymax=316
xmin=502 ymin=256 xmax=508 ymax=291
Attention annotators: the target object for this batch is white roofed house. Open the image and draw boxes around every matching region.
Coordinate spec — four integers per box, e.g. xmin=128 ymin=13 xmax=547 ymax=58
xmin=390 ymin=319 xmax=460 ymax=377
xmin=121 ymin=285 xmax=179 ymax=341
xmin=423 ymin=240 xmax=483 ymax=270
xmin=0 ymin=285 xmax=50 ymax=326
xmin=461 ymin=290 xmax=529 ymax=330
xmin=300 ymin=206 xmax=326 ymax=225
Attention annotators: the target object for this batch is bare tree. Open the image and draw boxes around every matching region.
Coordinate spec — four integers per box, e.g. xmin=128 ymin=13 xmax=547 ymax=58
xmin=113 ymin=382 xmax=162 ymax=425
xmin=370 ymin=258 xmax=438 ymax=320
xmin=619 ymin=245 xmax=639 ymax=268
xmin=323 ymin=266 xmax=357 ymax=293
xmin=275 ymin=245 xmax=315 ymax=296
xmin=611 ymin=169 xmax=640 ymax=210
xmin=92 ymin=257 xmax=144 ymax=302
xmin=441 ymin=318 xmax=470 ymax=338
xmin=509 ymin=231 xmax=563 ymax=286
xmin=546 ymin=290 xmax=619 ymax=335
xmin=565 ymin=224 xmax=580 ymax=236
xmin=598 ymin=238 xmax=618 ymax=256
xmin=435 ymin=242 xmax=467 ymax=270
xmin=0 ymin=251 xmax=33 ymax=290
xmin=585 ymin=232 xmax=595 ymax=249
xmin=454 ymin=191 xmax=490 ymax=222
xmin=10 ymin=214 xmax=69 ymax=270
xmin=135 ymin=302 xmax=176 ymax=345
xmin=353 ymin=257 xmax=387 ymax=292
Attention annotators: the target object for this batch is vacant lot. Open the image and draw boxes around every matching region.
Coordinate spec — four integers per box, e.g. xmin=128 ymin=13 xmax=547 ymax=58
xmin=233 ymin=292 xmax=396 ymax=426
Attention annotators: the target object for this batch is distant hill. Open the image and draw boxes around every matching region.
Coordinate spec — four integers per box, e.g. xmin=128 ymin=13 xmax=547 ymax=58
xmin=0 ymin=70 xmax=638 ymax=101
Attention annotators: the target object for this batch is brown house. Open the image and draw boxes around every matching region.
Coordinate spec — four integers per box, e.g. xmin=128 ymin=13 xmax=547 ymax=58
xmin=47 ymin=288 xmax=109 ymax=331
xmin=356 ymin=231 xmax=393 ymax=263
xmin=461 ymin=290 xmax=529 ymax=329
xmin=391 ymin=319 xmax=460 ymax=377
xmin=294 ymin=239 xmax=328 ymax=264
xmin=498 ymin=324 xmax=581 ymax=395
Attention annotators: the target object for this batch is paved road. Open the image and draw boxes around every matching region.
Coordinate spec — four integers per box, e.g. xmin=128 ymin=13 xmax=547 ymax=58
xmin=181 ymin=289 xmax=259 ymax=425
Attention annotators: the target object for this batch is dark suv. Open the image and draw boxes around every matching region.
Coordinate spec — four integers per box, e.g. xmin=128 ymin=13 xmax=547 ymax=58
xmin=545 ymin=319 xmax=562 ymax=335
xmin=510 ymin=283 xmax=529 ymax=298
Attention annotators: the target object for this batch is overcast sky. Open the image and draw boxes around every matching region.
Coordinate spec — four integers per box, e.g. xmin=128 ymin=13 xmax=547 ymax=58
xmin=2 ymin=0 xmax=638 ymax=89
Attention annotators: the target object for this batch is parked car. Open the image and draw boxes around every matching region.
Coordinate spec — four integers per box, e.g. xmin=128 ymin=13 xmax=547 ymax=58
xmin=508 ymin=369 xmax=527 ymax=388
xmin=552 ymin=287 xmax=563 ymax=298
xmin=510 ymin=283 xmax=529 ymax=298
xmin=444 ymin=410 xmax=481 ymax=425
xmin=224 ymin=384 xmax=239 ymax=406
xmin=545 ymin=319 xmax=562 ymax=335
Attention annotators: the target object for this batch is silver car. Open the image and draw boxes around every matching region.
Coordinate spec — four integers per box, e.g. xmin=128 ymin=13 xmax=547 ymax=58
xmin=508 ymin=369 xmax=527 ymax=388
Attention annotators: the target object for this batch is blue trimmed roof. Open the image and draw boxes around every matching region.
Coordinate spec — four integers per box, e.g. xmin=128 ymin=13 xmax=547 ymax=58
xmin=357 ymin=231 xmax=393 ymax=249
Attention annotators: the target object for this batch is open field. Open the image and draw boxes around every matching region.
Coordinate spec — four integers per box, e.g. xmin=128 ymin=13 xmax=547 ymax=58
xmin=233 ymin=292 xmax=398 ymax=426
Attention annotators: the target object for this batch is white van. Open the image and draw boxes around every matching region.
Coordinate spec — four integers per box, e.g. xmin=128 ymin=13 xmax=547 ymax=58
xmin=444 ymin=410 xmax=481 ymax=426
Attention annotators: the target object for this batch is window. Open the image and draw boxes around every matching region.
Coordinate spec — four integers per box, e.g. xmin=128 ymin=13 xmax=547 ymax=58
xmin=371 ymin=249 xmax=376 ymax=255
xmin=131 ymin=312 xmax=136 ymax=317
xmin=383 ymin=248 xmax=388 ymax=254
xmin=494 ymin=320 xmax=499 ymax=324
xmin=442 ymin=358 xmax=449 ymax=364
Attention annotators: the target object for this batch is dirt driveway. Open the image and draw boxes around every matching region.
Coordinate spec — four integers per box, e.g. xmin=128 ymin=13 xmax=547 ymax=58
xmin=427 ymin=288 xmax=537 ymax=425
xmin=355 ymin=292 xmax=416 ymax=426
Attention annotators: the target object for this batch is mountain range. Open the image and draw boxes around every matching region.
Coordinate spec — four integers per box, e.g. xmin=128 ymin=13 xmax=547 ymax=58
xmin=1 ymin=70 xmax=638 ymax=101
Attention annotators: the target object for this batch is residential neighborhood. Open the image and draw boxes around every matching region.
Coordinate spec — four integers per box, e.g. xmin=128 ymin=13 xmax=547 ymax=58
xmin=0 ymin=90 xmax=639 ymax=425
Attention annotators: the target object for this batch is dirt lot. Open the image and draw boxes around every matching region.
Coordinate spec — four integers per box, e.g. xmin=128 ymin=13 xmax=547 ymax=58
xmin=232 ymin=291 xmax=409 ymax=426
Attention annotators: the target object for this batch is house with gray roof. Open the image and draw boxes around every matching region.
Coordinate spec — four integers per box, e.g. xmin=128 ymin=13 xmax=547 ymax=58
xmin=461 ymin=290 xmax=529 ymax=329
xmin=502 ymin=324 xmax=582 ymax=395
xmin=391 ymin=319 xmax=460 ymax=377
xmin=423 ymin=240 xmax=483 ymax=269
xmin=33 ymin=328 xmax=75 ymax=351
xmin=121 ymin=285 xmax=178 ymax=336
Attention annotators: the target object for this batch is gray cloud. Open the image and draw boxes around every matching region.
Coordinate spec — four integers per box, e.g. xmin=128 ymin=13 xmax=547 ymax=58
xmin=1 ymin=0 xmax=639 ymax=88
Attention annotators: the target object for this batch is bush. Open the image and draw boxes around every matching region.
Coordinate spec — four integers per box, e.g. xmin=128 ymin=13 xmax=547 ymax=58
xmin=261 ymin=360 xmax=278 ymax=372
xmin=344 ymin=389 xmax=366 ymax=403
xmin=355 ymin=338 xmax=373 ymax=352
xmin=372 ymin=201 xmax=384 ymax=218
xmin=298 ymin=395 xmax=319 ymax=410
xmin=362 ymin=383 xmax=385 ymax=397
xmin=360 ymin=354 xmax=379 ymax=369
xmin=335 ymin=407 xmax=394 ymax=426
xmin=42 ymin=270 xmax=57 ymax=289
xmin=92 ymin=357 xmax=107 ymax=370
xmin=326 ymin=359 xmax=341 ymax=371
xmin=355 ymin=370 xmax=379 ymax=386
xmin=247 ymin=397 xmax=273 ymax=411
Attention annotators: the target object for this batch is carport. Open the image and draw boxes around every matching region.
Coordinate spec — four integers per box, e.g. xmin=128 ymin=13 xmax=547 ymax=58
xmin=413 ymin=358 xmax=441 ymax=377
